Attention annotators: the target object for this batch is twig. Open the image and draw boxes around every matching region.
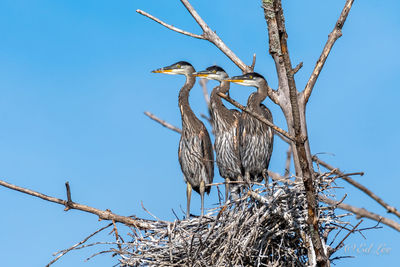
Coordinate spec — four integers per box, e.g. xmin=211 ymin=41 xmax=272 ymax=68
xmin=137 ymin=0 xmax=252 ymax=73
xmin=313 ymin=156 xmax=400 ymax=219
xmin=292 ymin=62 xmax=303 ymax=74
xmin=217 ymin=92 xmax=294 ymax=141
xmin=250 ymin=53 xmax=257 ymax=72
xmin=144 ymin=111 xmax=181 ymax=134
xmin=0 ymin=179 xmax=155 ymax=229
xmin=199 ymin=78 xmax=210 ymax=107
xmin=46 ymin=223 xmax=113 ymax=267
xmin=135 ymin=9 xmax=204 ymax=40
xmin=141 ymin=201 xmax=165 ymax=222
xmin=331 ymin=219 xmax=363 ymax=255
xmin=111 ymin=220 xmax=122 ymax=251
xmin=64 ymin=181 xmax=72 ymax=211
xmin=303 ymin=0 xmax=355 ymax=103
xmin=200 ymin=114 xmax=212 ymax=124
xmin=319 ymin=195 xmax=400 ymax=232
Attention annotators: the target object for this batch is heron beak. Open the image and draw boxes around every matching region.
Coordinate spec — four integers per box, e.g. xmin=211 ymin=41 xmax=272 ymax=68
xmin=151 ymin=68 xmax=173 ymax=74
xmin=225 ymin=78 xmax=245 ymax=83
xmin=192 ymin=71 xmax=210 ymax=77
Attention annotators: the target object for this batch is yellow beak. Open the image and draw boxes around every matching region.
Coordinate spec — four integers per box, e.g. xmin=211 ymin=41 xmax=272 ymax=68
xmin=225 ymin=79 xmax=244 ymax=83
xmin=151 ymin=69 xmax=173 ymax=73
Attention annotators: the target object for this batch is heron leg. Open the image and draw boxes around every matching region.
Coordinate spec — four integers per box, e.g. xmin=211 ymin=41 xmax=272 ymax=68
xmin=244 ymin=171 xmax=251 ymax=189
xmin=262 ymin=169 xmax=269 ymax=190
xmin=186 ymin=183 xmax=192 ymax=219
xmin=200 ymin=180 xmax=205 ymax=217
xmin=225 ymin=178 xmax=230 ymax=202
xmin=230 ymin=176 xmax=241 ymax=201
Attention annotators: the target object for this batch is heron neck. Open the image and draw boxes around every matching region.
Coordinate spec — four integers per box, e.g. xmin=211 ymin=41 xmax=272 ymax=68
xmin=247 ymin=80 xmax=268 ymax=109
xmin=210 ymin=81 xmax=231 ymax=117
xmin=178 ymin=75 xmax=198 ymax=127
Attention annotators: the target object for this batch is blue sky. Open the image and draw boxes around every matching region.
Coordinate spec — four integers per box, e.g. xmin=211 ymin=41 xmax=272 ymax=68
xmin=0 ymin=0 xmax=399 ymax=266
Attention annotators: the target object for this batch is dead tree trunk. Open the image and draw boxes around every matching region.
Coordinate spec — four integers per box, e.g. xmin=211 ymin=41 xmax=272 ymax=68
xmin=262 ymin=1 xmax=328 ymax=265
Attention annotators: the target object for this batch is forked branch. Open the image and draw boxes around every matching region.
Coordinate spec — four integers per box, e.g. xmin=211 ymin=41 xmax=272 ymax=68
xmin=303 ymin=0 xmax=354 ymax=104
xmin=137 ymin=0 xmax=252 ymax=73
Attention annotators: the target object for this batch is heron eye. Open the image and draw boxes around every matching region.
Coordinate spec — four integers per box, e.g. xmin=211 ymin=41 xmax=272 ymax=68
xmin=177 ymin=64 xmax=181 ymax=69
xmin=249 ymin=75 xmax=253 ymax=79
xmin=212 ymin=70 xmax=217 ymax=74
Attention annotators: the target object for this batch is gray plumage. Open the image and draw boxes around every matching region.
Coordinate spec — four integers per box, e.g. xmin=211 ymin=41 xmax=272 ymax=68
xmin=228 ymin=72 xmax=274 ymax=184
xmin=193 ymin=66 xmax=242 ymax=200
xmin=152 ymin=61 xmax=214 ymax=218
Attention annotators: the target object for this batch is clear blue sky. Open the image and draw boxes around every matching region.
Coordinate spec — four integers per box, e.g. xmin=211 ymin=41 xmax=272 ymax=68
xmin=0 ymin=1 xmax=399 ymax=266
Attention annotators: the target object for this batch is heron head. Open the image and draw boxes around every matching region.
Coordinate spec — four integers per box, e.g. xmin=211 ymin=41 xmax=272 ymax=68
xmin=151 ymin=61 xmax=195 ymax=76
xmin=225 ymin=72 xmax=266 ymax=87
xmin=192 ymin=65 xmax=228 ymax=82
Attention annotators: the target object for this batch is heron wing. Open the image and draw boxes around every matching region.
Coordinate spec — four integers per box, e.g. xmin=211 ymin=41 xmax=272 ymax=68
xmin=261 ymin=104 xmax=274 ymax=165
xmin=199 ymin=127 xmax=214 ymax=185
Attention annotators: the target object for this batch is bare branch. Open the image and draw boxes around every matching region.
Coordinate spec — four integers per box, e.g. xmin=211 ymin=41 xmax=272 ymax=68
xmin=64 ymin=181 xmax=72 ymax=211
xmin=144 ymin=111 xmax=181 ymax=134
xmin=199 ymin=78 xmax=210 ymax=107
xmin=0 ymin=179 xmax=155 ymax=230
xmin=46 ymin=223 xmax=113 ymax=267
xmin=179 ymin=0 xmax=251 ymax=72
xmin=313 ymin=156 xmax=400 ymax=219
xmin=262 ymin=1 xmax=327 ymax=263
xmin=303 ymin=0 xmax=355 ymax=104
xmin=320 ymin=195 xmax=400 ymax=232
xmin=136 ymin=9 xmax=205 ymax=39
xmin=331 ymin=219 xmax=363 ymax=255
xmin=137 ymin=0 xmax=252 ymax=73
xmin=292 ymin=62 xmax=303 ymax=74
xmin=250 ymin=53 xmax=257 ymax=72
xmin=217 ymin=92 xmax=294 ymax=141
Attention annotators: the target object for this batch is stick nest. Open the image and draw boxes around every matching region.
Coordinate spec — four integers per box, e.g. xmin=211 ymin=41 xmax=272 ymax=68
xmin=114 ymin=173 xmax=344 ymax=266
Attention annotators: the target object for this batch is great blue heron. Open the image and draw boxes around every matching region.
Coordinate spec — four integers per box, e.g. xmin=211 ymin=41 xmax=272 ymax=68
xmin=226 ymin=73 xmax=274 ymax=186
xmin=193 ymin=66 xmax=242 ymax=201
xmin=152 ymin=61 xmax=214 ymax=218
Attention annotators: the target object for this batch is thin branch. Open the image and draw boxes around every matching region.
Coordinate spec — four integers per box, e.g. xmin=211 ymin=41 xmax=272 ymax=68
xmin=217 ymin=92 xmax=294 ymax=141
xmin=144 ymin=111 xmax=181 ymax=134
xmin=250 ymin=53 xmax=257 ymax=72
xmin=46 ymin=223 xmax=113 ymax=267
xmin=199 ymin=78 xmax=213 ymax=129
xmin=331 ymin=220 xmax=363 ymax=255
xmin=137 ymin=0 xmax=254 ymax=73
xmin=0 ymin=179 xmax=155 ymax=230
xmin=111 ymin=220 xmax=122 ymax=251
xmin=292 ymin=62 xmax=303 ymax=74
xmin=313 ymin=156 xmax=400 ymax=219
xmin=319 ymin=195 xmax=400 ymax=232
xmin=303 ymin=0 xmax=355 ymax=104
xmin=136 ymin=9 xmax=205 ymax=39
xmin=64 ymin=181 xmax=72 ymax=211
xmin=179 ymin=0 xmax=251 ymax=72
xmin=199 ymin=78 xmax=210 ymax=108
